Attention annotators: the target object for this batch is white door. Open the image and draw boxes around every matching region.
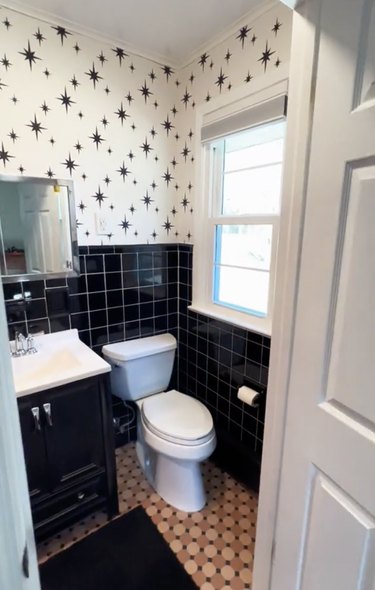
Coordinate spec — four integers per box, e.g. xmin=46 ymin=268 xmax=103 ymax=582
xmin=0 ymin=282 xmax=40 ymax=590
xmin=270 ymin=0 xmax=375 ymax=588
xmin=20 ymin=184 xmax=64 ymax=274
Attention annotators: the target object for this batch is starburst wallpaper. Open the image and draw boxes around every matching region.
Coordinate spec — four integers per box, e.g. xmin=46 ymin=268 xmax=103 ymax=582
xmin=0 ymin=4 xmax=291 ymax=246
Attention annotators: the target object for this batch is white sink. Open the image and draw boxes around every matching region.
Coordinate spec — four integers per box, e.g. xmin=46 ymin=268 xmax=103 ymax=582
xmin=11 ymin=329 xmax=111 ymax=397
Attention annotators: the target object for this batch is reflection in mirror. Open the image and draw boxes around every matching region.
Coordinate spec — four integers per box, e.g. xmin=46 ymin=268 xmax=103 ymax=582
xmin=0 ymin=176 xmax=78 ymax=281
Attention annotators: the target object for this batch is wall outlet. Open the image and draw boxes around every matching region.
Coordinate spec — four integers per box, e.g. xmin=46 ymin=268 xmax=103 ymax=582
xmin=95 ymin=212 xmax=110 ymax=235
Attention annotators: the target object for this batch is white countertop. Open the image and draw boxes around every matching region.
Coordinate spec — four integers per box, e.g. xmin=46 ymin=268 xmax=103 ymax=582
xmin=11 ymin=329 xmax=111 ymax=397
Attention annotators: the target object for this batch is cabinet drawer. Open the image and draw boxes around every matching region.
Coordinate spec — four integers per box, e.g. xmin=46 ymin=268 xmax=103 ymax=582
xmin=33 ymin=475 xmax=106 ymax=536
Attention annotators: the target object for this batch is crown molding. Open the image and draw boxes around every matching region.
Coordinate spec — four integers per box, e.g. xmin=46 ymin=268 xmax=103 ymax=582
xmin=0 ymin=1 xmax=178 ymax=66
xmin=180 ymin=0 xmax=281 ymax=70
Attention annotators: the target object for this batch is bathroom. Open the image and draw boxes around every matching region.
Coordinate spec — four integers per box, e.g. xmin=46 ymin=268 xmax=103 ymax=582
xmin=1 ymin=0 xmax=374 ymax=589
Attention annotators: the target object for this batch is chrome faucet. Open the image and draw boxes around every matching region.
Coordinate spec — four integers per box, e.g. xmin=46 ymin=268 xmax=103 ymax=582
xmin=11 ymin=331 xmax=38 ymax=357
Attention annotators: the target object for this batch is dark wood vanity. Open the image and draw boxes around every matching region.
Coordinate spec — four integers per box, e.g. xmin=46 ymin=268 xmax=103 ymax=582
xmin=17 ymin=375 xmax=118 ymax=540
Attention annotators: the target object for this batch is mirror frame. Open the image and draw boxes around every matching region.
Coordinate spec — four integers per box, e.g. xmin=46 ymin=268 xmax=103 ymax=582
xmin=0 ymin=174 xmax=79 ymax=283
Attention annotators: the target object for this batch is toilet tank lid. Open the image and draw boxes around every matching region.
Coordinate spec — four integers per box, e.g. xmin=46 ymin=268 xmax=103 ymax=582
xmin=102 ymin=333 xmax=177 ymax=362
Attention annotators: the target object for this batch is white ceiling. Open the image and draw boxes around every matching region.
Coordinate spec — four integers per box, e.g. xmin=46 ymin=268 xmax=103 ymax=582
xmin=1 ymin=0 xmax=266 ymax=66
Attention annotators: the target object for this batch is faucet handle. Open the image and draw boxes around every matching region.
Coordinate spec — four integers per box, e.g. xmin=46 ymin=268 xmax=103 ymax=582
xmin=26 ymin=334 xmax=37 ymax=354
xmin=15 ymin=331 xmax=26 ymax=355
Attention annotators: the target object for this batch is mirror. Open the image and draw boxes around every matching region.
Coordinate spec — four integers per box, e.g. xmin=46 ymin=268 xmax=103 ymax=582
xmin=0 ymin=176 xmax=79 ymax=282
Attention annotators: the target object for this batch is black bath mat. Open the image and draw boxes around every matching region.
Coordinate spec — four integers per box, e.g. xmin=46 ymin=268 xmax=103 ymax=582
xmin=39 ymin=506 xmax=198 ymax=590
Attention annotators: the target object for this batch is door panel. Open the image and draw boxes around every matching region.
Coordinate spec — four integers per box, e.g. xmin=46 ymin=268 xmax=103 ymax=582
xmin=271 ymin=0 xmax=375 ymax=588
xmin=43 ymin=379 xmax=104 ymax=488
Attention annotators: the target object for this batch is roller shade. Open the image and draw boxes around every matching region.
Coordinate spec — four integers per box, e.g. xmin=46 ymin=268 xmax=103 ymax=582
xmin=201 ymin=94 xmax=287 ymax=143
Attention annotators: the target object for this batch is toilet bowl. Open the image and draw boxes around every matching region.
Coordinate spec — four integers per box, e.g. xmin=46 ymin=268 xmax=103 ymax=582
xmin=102 ymin=334 xmax=216 ymax=512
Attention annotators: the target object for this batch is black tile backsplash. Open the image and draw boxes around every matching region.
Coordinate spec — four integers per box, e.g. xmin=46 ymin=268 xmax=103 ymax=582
xmin=4 ymin=242 xmax=271 ymax=473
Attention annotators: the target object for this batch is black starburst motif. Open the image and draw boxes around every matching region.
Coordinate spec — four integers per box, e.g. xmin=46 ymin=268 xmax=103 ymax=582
xmin=129 ymin=62 xmax=135 ymax=73
xmin=101 ymin=116 xmax=109 ymax=128
xmin=109 ymin=203 xmax=114 ymax=210
xmin=151 ymin=230 xmax=158 ymax=240
xmin=78 ymin=111 xmax=84 ymax=119
xmin=181 ymin=143 xmax=191 ymax=161
xmin=171 ymin=157 xmax=177 ymax=168
xmin=215 ymin=68 xmax=227 ymax=92
xmin=90 ymin=127 xmax=105 ymax=149
xmin=70 ymin=75 xmax=79 ymax=89
xmin=18 ymin=165 xmax=25 ymax=174
xmin=27 ymin=114 xmax=45 ymax=139
xmin=103 ymin=175 xmax=111 ymax=185
xmin=46 ymin=167 xmax=54 ymax=178
xmin=85 ymin=230 xmax=90 ymax=237
xmin=104 ymin=85 xmax=110 ymax=95
xmin=8 ymin=129 xmax=18 ymax=142
xmin=275 ymin=57 xmax=281 ymax=68
xmin=73 ymin=43 xmax=81 ymax=53
xmin=237 ymin=25 xmax=251 ymax=48
xmin=153 ymin=100 xmax=159 ymax=109
xmin=129 ymin=204 xmax=136 ymax=214
xmin=206 ymin=93 xmax=211 ymax=102
xmin=0 ymin=142 xmax=13 ymax=166
xmin=82 ymin=173 xmax=87 ymax=180
xmin=188 ymin=129 xmax=193 ymax=139
xmin=175 ymin=133 xmax=180 ymax=141
xmin=181 ymin=88 xmax=191 ymax=108
xmin=251 ymin=34 xmax=257 ymax=45
xmin=149 ymin=69 xmax=156 ymax=82
xmin=150 ymin=181 xmax=157 ymax=190
xmin=0 ymin=78 xmax=7 ymax=91
xmin=3 ymin=18 xmax=11 ymax=29
xmin=62 ymin=153 xmax=78 ymax=175
xmin=119 ymin=215 xmax=131 ymax=233
xmin=175 ymin=80 xmax=180 ymax=87
xmin=162 ymin=168 xmax=173 ymax=186
xmin=162 ymin=217 xmax=174 ymax=234
xmin=49 ymin=137 xmax=55 ymax=146
xmin=225 ymin=49 xmax=232 ymax=62
xmin=85 ymin=63 xmax=102 ymax=88
xmin=189 ymin=73 xmax=195 ymax=84
xmin=34 ymin=27 xmax=45 ymax=45
xmin=162 ymin=65 xmax=174 ymax=80
xmin=161 ymin=115 xmax=174 ymax=136
xmin=98 ymin=51 xmax=107 ymax=65
xmin=44 ymin=68 xmax=50 ymax=77
xmin=171 ymin=206 xmax=177 ymax=216
xmin=126 ymin=92 xmax=133 ymax=104
xmin=272 ymin=18 xmax=282 ymax=35
xmin=258 ymin=42 xmax=275 ymax=72
xmin=19 ymin=41 xmax=41 ymax=70
xmin=186 ymin=231 xmax=192 ymax=241
xmin=170 ymin=105 xmax=178 ymax=117
xmin=142 ymin=191 xmax=153 ymax=210
xmin=58 ymin=87 xmax=75 ymax=112
xmin=117 ymin=161 xmax=130 ymax=181
xmin=140 ymin=138 xmax=152 ymax=157
xmin=107 ymin=147 xmax=112 ymax=155
xmin=150 ymin=126 xmax=157 ymax=138
xmin=74 ymin=141 xmax=83 ymax=153
xmin=112 ymin=47 xmax=127 ymax=65
xmin=128 ymin=150 xmax=135 ymax=161
xmin=1 ymin=54 xmax=11 ymax=70
xmin=198 ymin=52 xmax=209 ymax=70
xmin=39 ymin=101 xmax=49 ymax=115
xmin=115 ymin=102 xmax=129 ymax=125
xmin=181 ymin=195 xmax=190 ymax=210
xmin=52 ymin=25 xmax=72 ymax=44
xmin=11 ymin=95 xmax=18 ymax=104
xmin=78 ymin=201 xmax=86 ymax=213
xmin=139 ymin=81 xmax=153 ymax=103
xmin=245 ymin=71 xmax=253 ymax=83
xmin=92 ymin=186 xmax=107 ymax=208
xmin=131 ymin=123 xmax=136 ymax=131
xmin=187 ymin=182 xmax=193 ymax=191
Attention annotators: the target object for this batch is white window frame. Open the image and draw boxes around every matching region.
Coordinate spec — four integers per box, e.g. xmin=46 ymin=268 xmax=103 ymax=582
xmin=191 ymin=70 xmax=289 ymax=335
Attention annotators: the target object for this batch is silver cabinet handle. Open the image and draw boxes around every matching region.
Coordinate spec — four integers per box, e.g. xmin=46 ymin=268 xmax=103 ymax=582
xmin=31 ymin=407 xmax=41 ymax=431
xmin=43 ymin=403 xmax=53 ymax=427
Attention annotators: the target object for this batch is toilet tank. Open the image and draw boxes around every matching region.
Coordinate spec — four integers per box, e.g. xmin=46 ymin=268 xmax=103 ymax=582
xmin=102 ymin=334 xmax=177 ymax=401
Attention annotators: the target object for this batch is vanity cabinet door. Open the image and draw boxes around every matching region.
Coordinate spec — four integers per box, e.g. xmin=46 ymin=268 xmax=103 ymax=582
xmin=42 ymin=378 xmax=105 ymax=490
xmin=18 ymin=396 xmax=50 ymax=502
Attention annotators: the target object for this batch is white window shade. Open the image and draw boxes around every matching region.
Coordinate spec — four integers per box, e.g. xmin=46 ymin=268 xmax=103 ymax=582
xmin=201 ymin=94 xmax=287 ymax=143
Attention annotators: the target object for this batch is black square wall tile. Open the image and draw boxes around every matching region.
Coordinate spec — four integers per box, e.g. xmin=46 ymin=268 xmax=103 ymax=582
xmin=90 ymin=326 xmax=108 ymax=347
xmin=71 ymin=312 xmax=90 ymax=331
xmin=46 ymin=278 xmax=66 ymax=288
xmin=78 ymin=330 xmax=91 ymax=346
xmin=68 ymin=275 xmax=87 ymax=295
xmin=105 ymin=272 xmax=122 ymax=291
xmin=90 ymin=309 xmax=107 ymax=329
xmin=27 ymin=318 xmax=49 ymax=336
xmin=85 ymin=255 xmax=104 ymax=273
xmin=107 ymin=306 xmax=124 ymax=325
xmin=26 ymin=298 xmax=47 ymax=320
xmin=138 ymin=252 xmax=153 ymax=270
xmin=87 ymin=273 xmax=105 ymax=293
xmin=46 ymin=287 xmax=69 ymax=317
xmin=104 ymin=254 xmax=121 ymax=272
xmin=69 ymin=293 xmax=88 ymax=313
xmin=122 ymin=252 xmax=138 ymax=271
xmin=108 ymin=323 xmax=125 ymax=343
xmin=50 ymin=315 xmax=70 ymax=333
xmin=124 ymin=304 xmax=139 ymax=322
xmin=106 ymin=290 xmax=123 ymax=308
xmin=125 ymin=320 xmax=140 ymax=339
xmin=123 ymin=270 xmax=139 ymax=288
xmin=123 ymin=289 xmax=139 ymax=306
xmin=88 ymin=291 xmax=106 ymax=310
xmin=23 ymin=280 xmax=45 ymax=299
xmin=3 ymin=282 xmax=23 ymax=301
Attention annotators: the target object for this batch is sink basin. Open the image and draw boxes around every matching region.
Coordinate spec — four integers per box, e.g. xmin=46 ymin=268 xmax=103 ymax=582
xmin=12 ymin=329 xmax=111 ymax=397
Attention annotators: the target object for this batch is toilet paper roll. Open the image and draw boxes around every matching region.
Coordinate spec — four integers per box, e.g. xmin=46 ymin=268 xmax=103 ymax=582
xmin=237 ymin=385 xmax=260 ymax=407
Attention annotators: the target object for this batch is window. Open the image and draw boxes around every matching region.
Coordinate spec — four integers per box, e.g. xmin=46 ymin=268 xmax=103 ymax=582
xmin=192 ymin=82 xmax=287 ymax=335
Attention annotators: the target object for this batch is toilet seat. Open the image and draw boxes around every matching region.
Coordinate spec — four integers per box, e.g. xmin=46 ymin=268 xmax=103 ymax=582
xmin=141 ymin=390 xmax=214 ymax=447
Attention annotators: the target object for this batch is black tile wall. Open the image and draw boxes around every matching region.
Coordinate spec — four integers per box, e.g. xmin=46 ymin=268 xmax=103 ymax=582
xmin=4 ymin=242 xmax=271 ymax=468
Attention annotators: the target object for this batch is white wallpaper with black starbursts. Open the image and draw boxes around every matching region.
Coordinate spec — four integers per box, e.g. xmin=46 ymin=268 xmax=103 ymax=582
xmin=0 ymin=4 xmax=291 ymax=246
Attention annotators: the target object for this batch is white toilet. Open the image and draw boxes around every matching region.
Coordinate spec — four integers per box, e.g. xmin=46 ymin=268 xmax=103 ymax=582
xmin=102 ymin=333 xmax=216 ymax=512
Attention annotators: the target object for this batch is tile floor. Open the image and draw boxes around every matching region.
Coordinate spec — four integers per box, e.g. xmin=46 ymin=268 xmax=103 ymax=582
xmin=38 ymin=442 xmax=258 ymax=589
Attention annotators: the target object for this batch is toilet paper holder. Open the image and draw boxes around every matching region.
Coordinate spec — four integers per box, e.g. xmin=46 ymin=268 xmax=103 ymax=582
xmin=237 ymin=381 xmax=266 ymax=408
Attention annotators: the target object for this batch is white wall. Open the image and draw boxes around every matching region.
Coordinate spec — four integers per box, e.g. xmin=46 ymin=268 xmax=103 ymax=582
xmin=0 ymin=4 xmax=292 ymax=245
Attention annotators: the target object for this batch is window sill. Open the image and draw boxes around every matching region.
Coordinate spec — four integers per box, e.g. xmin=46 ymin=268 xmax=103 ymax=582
xmin=188 ymin=302 xmax=272 ymax=336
